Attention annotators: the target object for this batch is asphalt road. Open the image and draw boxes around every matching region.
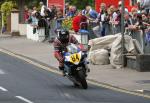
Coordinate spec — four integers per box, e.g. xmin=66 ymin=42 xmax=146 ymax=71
xmin=0 ymin=52 xmax=150 ymax=103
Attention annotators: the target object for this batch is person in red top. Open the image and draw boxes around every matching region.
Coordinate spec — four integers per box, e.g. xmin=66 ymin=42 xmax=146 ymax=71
xmin=24 ymin=6 xmax=29 ymax=23
xmin=53 ymin=29 xmax=79 ymax=75
xmin=72 ymin=11 xmax=87 ymax=33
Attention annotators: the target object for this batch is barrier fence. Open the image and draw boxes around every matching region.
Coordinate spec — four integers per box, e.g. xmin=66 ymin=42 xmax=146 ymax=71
xmin=125 ymin=28 xmax=150 ymax=53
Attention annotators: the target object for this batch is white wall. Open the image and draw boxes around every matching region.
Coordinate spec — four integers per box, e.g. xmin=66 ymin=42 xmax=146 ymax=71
xmin=26 ymin=24 xmax=45 ymax=42
xmin=19 ymin=24 xmax=27 ymax=35
xmin=11 ymin=11 xmax=27 ymax=36
xmin=11 ymin=12 xmax=19 ymax=33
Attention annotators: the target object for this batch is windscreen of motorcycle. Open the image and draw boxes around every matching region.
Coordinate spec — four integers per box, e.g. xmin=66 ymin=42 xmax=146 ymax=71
xmin=66 ymin=43 xmax=79 ymax=54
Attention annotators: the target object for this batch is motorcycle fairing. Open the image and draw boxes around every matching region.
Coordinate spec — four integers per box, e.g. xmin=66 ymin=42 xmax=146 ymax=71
xmin=64 ymin=51 xmax=82 ymax=65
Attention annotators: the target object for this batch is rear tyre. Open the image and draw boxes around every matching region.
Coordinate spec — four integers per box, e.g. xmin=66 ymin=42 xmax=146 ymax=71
xmin=73 ymin=83 xmax=80 ymax=87
xmin=77 ymin=70 xmax=88 ymax=89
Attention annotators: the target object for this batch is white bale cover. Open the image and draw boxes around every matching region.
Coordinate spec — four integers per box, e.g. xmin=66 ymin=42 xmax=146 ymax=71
xmin=88 ymin=34 xmax=119 ymax=51
xmin=110 ymin=34 xmax=136 ymax=68
xmin=88 ymin=49 xmax=109 ymax=65
xmin=88 ymin=33 xmax=140 ymax=68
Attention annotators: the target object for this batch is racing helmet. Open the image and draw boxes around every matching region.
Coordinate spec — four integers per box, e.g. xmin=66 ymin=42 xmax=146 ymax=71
xmin=57 ymin=29 xmax=69 ymax=43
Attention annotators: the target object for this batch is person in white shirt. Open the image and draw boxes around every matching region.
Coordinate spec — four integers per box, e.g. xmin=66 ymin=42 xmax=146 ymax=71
xmin=40 ymin=2 xmax=46 ymax=17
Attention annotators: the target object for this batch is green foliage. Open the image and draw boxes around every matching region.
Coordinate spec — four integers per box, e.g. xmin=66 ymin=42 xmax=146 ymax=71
xmin=1 ymin=1 xmax=15 ymax=14
xmin=62 ymin=17 xmax=73 ymax=30
xmin=25 ymin=0 xmax=41 ymax=9
xmin=69 ymin=0 xmax=94 ymax=10
xmin=0 ymin=0 xmax=5 ymax=9
xmin=0 ymin=1 xmax=17 ymax=25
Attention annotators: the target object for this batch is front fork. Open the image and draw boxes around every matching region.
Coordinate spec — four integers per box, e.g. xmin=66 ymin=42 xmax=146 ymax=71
xmin=64 ymin=64 xmax=71 ymax=75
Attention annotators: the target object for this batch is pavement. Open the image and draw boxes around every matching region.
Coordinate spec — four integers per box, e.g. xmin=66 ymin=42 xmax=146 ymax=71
xmin=0 ymin=34 xmax=150 ymax=95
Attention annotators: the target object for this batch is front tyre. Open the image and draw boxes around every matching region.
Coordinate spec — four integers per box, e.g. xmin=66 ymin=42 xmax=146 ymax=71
xmin=77 ymin=70 xmax=88 ymax=89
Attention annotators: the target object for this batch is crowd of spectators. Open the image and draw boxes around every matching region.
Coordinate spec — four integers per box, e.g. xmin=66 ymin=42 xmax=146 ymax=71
xmin=23 ymin=2 xmax=60 ymax=41
xmin=23 ymin=0 xmax=150 ymax=45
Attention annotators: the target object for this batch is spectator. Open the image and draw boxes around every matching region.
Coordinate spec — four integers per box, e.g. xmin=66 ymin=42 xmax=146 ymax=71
xmin=131 ymin=7 xmax=138 ymax=25
xmin=72 ymin=11 xmax=87 ymax=33
xmin=142 ymin=12 xmax=149 ymax=23
xmin=80 ymin=14 xmax=88 ymax=30
xmin=72 ymin=11 xmax=82 ymax=33
xmin=124 ymin=10 xmax=132 ymax=28
xmin=135 ymin=14 xmax=147 ymax=30
xmin=49 ymin=5 xmax=57 ymax=20
xmin=48 ymin=5 xmax=58 ymax=42
xmin=55 ymin=9 xmax=64 ymax=29
xmin=82 ymin=8 xmax=87 ymax=15
xmin=111 ymin=2 xmax=122 ymax=34
xmin=27 ymin=9 xmax=33 ymax=24
xmin=24 ymin=5 xmax=29 ymax=23
xmin=96 ymin=3 xmax=110 ymax=36
xmin=32 ymin=6 xmax=37 ymax=14
xmin=65 ymin=2 xmax=70 ymax=15
xmin=31 ymin=12 xmax=38 ymax=34
xmin=66 ymin=5 xmax=77 ymax=17
xmin=44 ymin=9 xmax=51 ymax=19
xmin=40 ymin=1 xmax=46 ymax=17
xmin=43 ymin=9 xmax=52 ymax=41
xmin=36 ymin=12 xmax=46 ymax=28
xmin=85 ymin=5 xmax=98 ymax=20
xmin=107 ymin=5 xmax=116 ymax=35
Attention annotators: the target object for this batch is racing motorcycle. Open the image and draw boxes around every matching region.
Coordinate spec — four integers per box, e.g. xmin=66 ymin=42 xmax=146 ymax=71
xmin=63 ymin=43 xmax=89 ymax=89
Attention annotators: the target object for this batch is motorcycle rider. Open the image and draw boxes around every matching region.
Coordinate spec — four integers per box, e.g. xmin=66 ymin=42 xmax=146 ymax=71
xmin=53 ymin=29 xmax=79 ymax=76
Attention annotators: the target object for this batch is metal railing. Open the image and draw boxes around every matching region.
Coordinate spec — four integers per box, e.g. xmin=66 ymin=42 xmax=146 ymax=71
xmin=125 ymin=28 xmax=150 ymax=53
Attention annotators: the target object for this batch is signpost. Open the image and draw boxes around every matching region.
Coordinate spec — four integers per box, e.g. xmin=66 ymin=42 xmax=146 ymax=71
xmin=47 ymin=0 xmax=65 ymax=13
xmin=121 ymin=0 xmax=125 ymax=67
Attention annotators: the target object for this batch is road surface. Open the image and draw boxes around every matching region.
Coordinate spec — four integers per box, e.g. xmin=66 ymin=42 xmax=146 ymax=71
xmin=0 ymin=52 xmax=150 ymax=103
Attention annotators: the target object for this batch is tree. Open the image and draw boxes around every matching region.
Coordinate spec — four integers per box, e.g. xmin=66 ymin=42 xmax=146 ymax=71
xmin=0 ymin=0 xmax=18 ymax=9
xmin=69 ymin=0 xmax=94 ymax=9
xmin=1 ymin=1 xmax=17 ymax=26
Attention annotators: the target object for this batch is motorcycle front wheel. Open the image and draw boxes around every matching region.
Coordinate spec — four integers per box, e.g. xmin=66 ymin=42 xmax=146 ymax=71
xmin=77 ymin=70 xmax=88 ymax=89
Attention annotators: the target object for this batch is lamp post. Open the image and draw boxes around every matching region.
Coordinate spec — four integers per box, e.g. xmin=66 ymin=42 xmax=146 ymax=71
xmin=81 ymin=31 xmax=89 ymax=49
xmin=80 ymin=22 xmax=89 ymax=50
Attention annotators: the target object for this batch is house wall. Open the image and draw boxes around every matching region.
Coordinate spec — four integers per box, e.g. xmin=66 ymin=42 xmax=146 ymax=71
xmin=11 ymin=12 xmax=19 ymax=32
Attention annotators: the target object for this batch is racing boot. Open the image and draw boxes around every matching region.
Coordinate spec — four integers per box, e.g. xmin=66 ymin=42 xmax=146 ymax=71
xmin=59 ymin=66 xmax=66 ymax=76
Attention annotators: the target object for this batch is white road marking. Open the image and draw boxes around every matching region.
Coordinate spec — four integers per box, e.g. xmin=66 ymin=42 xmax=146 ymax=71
xmin=136 ymin=89 xmax=144 ymax=93
xmin=0 ymin=69 xmax=5 ymax=74
xmin=64 ymin=93 xmax=72 ymax=98
xmin=15 ymin=96 xmax=33 ymax=103
xmin=0 ymin=86 xmax=8 ymax=92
